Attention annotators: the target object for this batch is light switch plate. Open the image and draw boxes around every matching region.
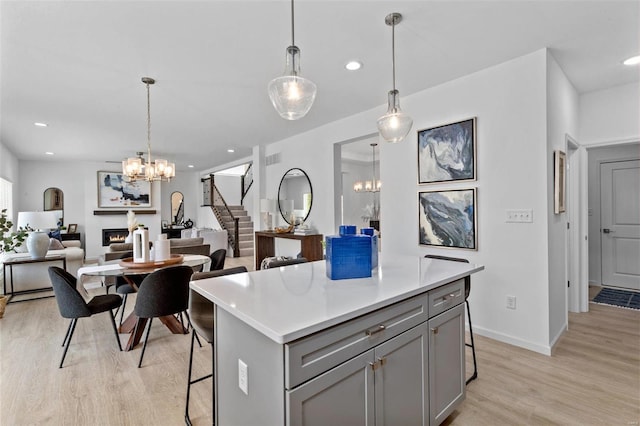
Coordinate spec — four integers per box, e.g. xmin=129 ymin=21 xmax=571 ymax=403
xmin=506 ymin=209 xmax=533 ymax=223
xmin=238 ymin=359 xmax=248 ymax=395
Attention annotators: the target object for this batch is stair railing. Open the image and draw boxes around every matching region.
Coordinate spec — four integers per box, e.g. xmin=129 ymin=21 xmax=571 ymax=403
xmin=241 ymin=162 xmax=253 ymax=205
xmin=202 ymin=174 xmax=240 ymax=257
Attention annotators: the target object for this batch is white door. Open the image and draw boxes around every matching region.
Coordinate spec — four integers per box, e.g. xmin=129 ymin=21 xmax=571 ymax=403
xmin=600 ymin=160 xmax=640 ymax=290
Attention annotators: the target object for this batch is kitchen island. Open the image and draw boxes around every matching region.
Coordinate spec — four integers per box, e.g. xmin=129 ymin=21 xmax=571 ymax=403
xmin=190 ymin=254 xmax=484 ymax=425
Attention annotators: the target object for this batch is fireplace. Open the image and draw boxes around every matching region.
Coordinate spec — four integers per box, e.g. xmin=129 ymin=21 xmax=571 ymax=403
xmin=102 ymin=228 xmax=129 ymax=246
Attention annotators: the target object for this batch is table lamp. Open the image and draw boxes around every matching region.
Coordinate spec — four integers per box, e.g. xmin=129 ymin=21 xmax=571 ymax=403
xmin=260 ymin=199 xmax=276 ymax=231
xmin=17 ymin=211 xmax=58 ymax=259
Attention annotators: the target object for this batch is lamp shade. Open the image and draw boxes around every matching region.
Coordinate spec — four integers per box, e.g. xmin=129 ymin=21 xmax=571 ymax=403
xmin=17 ymin=211 xmax=58 ymax=231
xmin=377 ymin=90 xmax=413 ymax=143
xmin=268 ymin=46 xmax=317 ymax=120
xmin=260 ymin=199 xmax=276 ymax=212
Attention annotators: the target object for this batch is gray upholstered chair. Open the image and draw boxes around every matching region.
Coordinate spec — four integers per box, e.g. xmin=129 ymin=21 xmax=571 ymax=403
xmin=48 ymin=266 xmax=123 ymax=368
xmin=424 ymin=254 xmax=477 ymax=384
xmin=133 ymin=265 xmax=194 ymax=368
xmin=186 ymin=266 xmax=248 ymax=425
xmin=209 ymin=248 xmax=227 ymax=271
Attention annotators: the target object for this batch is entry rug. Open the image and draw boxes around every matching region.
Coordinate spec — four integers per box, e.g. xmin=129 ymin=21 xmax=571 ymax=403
xmin=592 ymin=287 xmax=640 ymax=310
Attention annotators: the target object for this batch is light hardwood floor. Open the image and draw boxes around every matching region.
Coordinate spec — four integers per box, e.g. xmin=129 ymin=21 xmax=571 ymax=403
xmin=1 ymin=269 xmax=638 ymax=425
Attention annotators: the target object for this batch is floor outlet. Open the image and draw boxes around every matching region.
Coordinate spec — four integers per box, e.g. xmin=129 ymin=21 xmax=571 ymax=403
xmin=506 ymin=296 xmax=517 ymax=310
xmin=238 ymin=359 xmax=248 ymax=395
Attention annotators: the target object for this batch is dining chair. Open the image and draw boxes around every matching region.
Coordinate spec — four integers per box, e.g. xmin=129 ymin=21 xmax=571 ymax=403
xmin=260 ymin=257 xmax=308 ymax=269
xmin=424 ymin=254 xmax=477 ymax=384
xmin=48 ymin=266 xmax=123 ymax=368
xmin=133 ymin=265 xmax=194 ymax=368
xmin=103 ymin=251 xmax=139 ymax=326
xmin=209 ymin=248 xmax=227 ymax=271
xmin=186 ymin=266 xmax=248 ymax=426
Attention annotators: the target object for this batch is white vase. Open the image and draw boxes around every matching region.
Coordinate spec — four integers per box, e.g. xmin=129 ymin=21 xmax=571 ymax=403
xmin=27 ymin=231 xmax=49 ymax=259
xmin=125 ymin=232 xmax=133 ymax=243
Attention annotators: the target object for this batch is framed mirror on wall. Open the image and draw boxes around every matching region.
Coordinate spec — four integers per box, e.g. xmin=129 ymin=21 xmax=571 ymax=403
xmin=43 ymin=187 xmax=64 ymax=227
xmin=171 ymin=191 xmax=184 ymax=225
xmin=277 ymin=168 xmax=313 ymax=225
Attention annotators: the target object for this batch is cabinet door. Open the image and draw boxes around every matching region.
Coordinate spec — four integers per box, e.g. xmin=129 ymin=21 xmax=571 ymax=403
xmin=287 ymin=350 xmax=375 ymax=426
xmin=429 ymin=303 xmax=465 ymax=425
xmin=374 ymin=322 xmax=429 ymax=426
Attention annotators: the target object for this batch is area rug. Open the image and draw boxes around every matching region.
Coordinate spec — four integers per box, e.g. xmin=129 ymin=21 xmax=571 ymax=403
xmin=592 ymin=287 xmax=640 ymax=310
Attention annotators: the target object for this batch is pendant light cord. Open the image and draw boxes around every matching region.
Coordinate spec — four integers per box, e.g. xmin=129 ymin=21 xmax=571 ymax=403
xmin=146 ymin=80 xmax=152 ymax=164
xmin=391 ymin=21 xmax=396 ymax=91
xmin=290 ymin=0 xmax=295 ymax=46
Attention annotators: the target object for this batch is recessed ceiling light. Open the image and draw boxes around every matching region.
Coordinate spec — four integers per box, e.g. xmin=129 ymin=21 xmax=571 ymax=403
xmin=623 ymin=55 xmax=640 ymax=66
xmin=345 ymin=60 xmax=362 ymax=71
xmin=188 ymin=164 xmax=194 ymax=168
xmin=34 ymin=122 xmax=48 ymax=127
xmin=45 ymin=152 xmax=54 ymax=155
xmin=227 ymin=149 xmax=235 ymax=153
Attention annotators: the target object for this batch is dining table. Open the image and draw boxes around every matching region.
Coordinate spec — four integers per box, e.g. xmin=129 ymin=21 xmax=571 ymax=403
xmin=76 ymin=254 xmax=211 ymax=351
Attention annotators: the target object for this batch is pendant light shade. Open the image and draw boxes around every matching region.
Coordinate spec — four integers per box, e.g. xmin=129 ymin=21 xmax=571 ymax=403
xmin=377 ymin=13 xmax=412 ymax=143
xmin=268 ymin=0 xmax=317 ymax=120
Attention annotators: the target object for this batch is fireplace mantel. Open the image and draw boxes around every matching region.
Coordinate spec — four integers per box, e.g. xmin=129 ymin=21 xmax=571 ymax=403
xmin=93 ymin=210 xmax=156 ymax=215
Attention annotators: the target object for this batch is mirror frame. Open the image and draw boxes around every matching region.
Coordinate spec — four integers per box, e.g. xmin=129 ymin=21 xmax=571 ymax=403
xmin=277 ymin=167 xmax=313 ymax=225
xmin=171 ymin=191 xmax=184 ymax=225
xmin=43 ymin=187 xmax=64 ymax=226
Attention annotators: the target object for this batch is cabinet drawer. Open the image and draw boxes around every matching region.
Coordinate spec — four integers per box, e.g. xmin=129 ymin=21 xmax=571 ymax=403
xmin=285 ymin=293 xmax=428 ymax=389
xmin=428 ymin=279 xmax=465 ymax=318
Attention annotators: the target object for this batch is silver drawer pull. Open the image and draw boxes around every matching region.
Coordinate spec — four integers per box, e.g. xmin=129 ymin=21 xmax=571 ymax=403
xmin=431 ymin=327 xmax=439 ymax=335
xmin=366 ymin=324 xmax=386 ymax=337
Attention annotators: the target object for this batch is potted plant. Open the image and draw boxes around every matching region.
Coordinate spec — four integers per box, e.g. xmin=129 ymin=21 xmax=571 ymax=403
xmin=1 ymin=209 xmax=28 ymax=318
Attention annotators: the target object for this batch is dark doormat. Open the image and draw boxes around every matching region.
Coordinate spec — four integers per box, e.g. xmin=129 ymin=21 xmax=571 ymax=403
xmin=592 ymin=287 xmax=640 ymax=310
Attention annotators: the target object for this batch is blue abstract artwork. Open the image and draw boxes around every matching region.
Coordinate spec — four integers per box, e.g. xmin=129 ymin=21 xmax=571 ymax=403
xmin=418 ymin=118 xmax=475 ymax=184
xmin=419 ymin=189 xmax=477 ymax=249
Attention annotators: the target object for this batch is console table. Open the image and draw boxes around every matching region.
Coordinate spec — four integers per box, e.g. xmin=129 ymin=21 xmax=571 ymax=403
xmin=3 ymin=254 xmax=66 ymax=303
xmin=254 ymin=231 xmax=323 ymax=270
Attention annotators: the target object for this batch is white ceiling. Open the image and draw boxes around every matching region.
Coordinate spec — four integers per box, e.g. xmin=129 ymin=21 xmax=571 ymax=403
xmin=2 ymin=1 xmax=638 ymax=171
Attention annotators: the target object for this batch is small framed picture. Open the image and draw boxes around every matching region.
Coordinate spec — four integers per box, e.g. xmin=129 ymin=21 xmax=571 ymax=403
xmin=554 ymin=150 xmax=566 ymax=214
xmin=418 ymin=118 xmax=476 ymax=184
xmin=418 ymin=188 xmax=477 ymax=250
xmin=67 ymin=224 xmax=78 ymax=234
xmin=161 ymin=220 xmax=169 ymax=229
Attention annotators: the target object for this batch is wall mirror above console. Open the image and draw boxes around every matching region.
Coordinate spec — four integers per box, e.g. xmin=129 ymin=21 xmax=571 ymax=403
xmin=171 ymin=191 xmax=184 ymax=225
xmin=43 ymin=187 xmax=64 ymax=226
xmin=278 ymin=168 xmax=313 ymax=225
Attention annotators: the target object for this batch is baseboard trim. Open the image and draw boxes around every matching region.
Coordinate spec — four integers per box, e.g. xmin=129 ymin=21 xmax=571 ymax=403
xmin=472 ymin=325 xmax=552 ymax=356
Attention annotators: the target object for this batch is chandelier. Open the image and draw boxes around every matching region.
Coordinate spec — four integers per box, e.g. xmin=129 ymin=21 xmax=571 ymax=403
xmin=377 ymin=13 xmax=413 ymax=143
xmin=267 ymin=0 xmax=317 ymax=120
xmin=122 ymin=77 xmax=175 ymax=182
xmin=354 ymin=143 xmax=381 ymax=193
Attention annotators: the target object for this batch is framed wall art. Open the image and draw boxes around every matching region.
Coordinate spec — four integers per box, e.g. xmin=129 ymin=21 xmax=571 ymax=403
xmin=418 ymin=117 xmax=476 ymax=184
xmin=554 ymin=150 xmax=566 ymax=214
xmin=418 ymin=188 xmax=477 ymax=250
xmin=97 ymin=171 xmax=151 ymax=208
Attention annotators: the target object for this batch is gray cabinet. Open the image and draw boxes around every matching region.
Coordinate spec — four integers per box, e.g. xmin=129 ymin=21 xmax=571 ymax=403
xmin=429 ymin=303 xmax=465 ymax=425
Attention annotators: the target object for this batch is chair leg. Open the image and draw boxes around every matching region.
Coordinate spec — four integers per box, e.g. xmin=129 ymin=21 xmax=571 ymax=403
xmin=108 ymin=309 xmax=123 ymax=352
xmin=185 ymin=329 xmax=197 ymax=426
xmin=183 ymin=311 xmax=202 ymax=348
xmin=62 ymin=319 xmax=74 ymax=347
xmin=119 ymin=294 xmax=128 ymax=327
xmin=465 ymin=300 xmax=478 ymax=385
xmin=60 ymin=318 xmax=77 ymax=368
xmin=138 ymin=318 xmax=153 ymax=368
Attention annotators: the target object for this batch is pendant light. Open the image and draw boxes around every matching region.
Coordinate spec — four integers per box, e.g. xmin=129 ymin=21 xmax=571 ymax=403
xmin=377 ymin=13 xmax=413 ymax=143
xmin=268 ymin=0 xmax=317 ymax=120
xmin=122 ymin=77 xmax=175 ymax=182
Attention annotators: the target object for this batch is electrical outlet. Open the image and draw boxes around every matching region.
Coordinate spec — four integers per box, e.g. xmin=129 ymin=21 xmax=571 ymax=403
xmin=506 ymin=209 xmax=533 ymax=223
xmin=506 ymin=295 xmax=517 ymax=310
xmin=238 ymin=359 xmax=248 ymax=395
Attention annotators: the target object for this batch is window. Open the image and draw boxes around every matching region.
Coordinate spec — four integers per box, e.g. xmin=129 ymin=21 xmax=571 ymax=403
xmin=0 ymin=177 xmax=13 ymax=221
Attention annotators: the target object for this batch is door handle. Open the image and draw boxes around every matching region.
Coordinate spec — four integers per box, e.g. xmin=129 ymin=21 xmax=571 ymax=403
xmin=602 ymin=228 xmax=615 ymax=234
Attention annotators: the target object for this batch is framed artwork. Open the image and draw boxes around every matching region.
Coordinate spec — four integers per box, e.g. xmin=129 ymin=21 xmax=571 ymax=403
xmin=418 ymin=188 xmax=477 ymax=250
xmin=554 ymin=150 xmax=566 ymax=214
xmin=418 ymin=117 xmax=476 ymax=184
xmin=67 ymin=224 xmax=77 ymax=233
xmin=97 ymin=171 xmax=151 ymax=208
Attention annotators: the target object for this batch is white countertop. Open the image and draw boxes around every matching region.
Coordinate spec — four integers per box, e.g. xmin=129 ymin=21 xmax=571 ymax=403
xmin=190 ymin=254 xmax=484 ymax=344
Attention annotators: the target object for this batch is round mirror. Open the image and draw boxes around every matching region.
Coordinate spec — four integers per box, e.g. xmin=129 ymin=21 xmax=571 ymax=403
xmin=277 ymin=168 xmax=313 ymax=225
xmin=171 ymin=191 xmax=184 ymax=225
xmin=43 ymin=187 xmax=64 ymax=226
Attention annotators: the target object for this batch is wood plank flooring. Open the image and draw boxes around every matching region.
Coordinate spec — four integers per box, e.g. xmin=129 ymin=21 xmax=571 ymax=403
xmin=1 ymin=268 xmax=638 ymax=425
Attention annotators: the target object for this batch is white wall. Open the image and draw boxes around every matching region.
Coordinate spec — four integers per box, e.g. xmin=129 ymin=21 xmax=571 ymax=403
xmin=258 ymin=49 xmax=555 ymax=354
xmin=579 ymin=82 xmax=640 ymax=145
xmin=160 ymin=171 xmax=199 ymax=226
xmin=341 ymin=160 xmax=377 ymax=229
xmin=0 ymin=141 xmax=20 ymax=220
xmin=546 ymin=52 xmax=579 ymax=345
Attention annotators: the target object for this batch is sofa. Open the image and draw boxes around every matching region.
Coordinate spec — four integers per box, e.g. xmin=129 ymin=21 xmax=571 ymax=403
xmin=107 ymin=237 xmax=211 ymax=257
xmin=180 ymin=228 xmax=228 ymax=255
xmin=0 ymin=240 xmax=84 ymax=294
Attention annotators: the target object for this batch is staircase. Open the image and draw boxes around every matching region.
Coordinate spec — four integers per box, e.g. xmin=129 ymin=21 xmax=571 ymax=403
xmin=216 ymin=205 xmax=254 ymax=258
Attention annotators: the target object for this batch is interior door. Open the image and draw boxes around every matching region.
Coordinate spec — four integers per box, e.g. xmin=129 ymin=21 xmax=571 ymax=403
xmin=600 ymin=160 xmax=640 ymax=290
